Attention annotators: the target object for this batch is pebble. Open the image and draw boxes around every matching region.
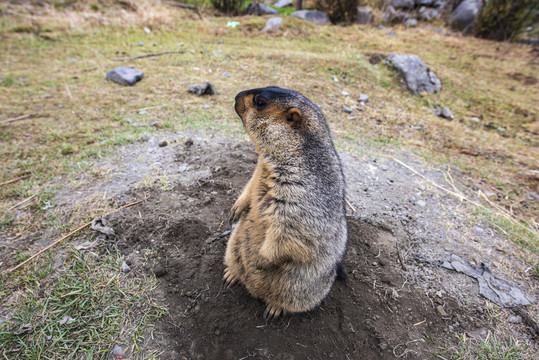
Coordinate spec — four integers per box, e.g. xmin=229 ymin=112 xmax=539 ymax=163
xmin=218 ymin=40 xmax=224 ymax=44
xmin=184 ymin=138 xmax=194 ymax=147
xmin=120 ymin=262 xmax=131 ymax=273
xmin=141 ymin=134 xmax=150 ymax=142
xmin=358 ymin=94 xmax=369 ymax=103
xmin=416 ymin=200 xmax=427 ymax=207
xmin=342 ymin=106 xmax=353 ymax=114
xmin=143 ymin=27 xmax=151 ymax=34
xmin=202 ymin=196 xmax=212 ymax=205
xmin=470 ymin=117 xmax=480 ymax=122
xmin=153 ymin=265 xmax=167 ymax=277
xmin=203 ymin=104 xmax=211 ymax=109
xmin=441 ymin=107 xmax=454 ymax=120
xmin=473 ymin=226 xmax=485 ymax=235
xmin=43 ymin=94 xmax=51 ymax=98
xmin=112 ymin=345 xmax=124 ymax=357
xmin=137 ymin=42 xmax=144 ymax=46
xmin=177 ymin=42 xmax=184 ymax=46
xmin=386 ymin=31 xmax=397 ymax=37
xmin=158 ymin=140 xmax=168 ymax=147
xmin=341 ymin=91 xmax=350 ymax=96
xmin=437 ymin=305 xmax=448 ymax=316
xmin=507 ymin=315 xmax=522 ymax=324
xmin=222 ymin=71 xmax=231 ymax=78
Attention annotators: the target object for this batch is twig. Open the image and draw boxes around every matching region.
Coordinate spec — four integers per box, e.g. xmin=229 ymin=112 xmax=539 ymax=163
xmin=0 ymin=175 xmax=30 ymax=187
xmin=114 ymin=50 xmax=185 ymax=61
xmin=170 ymin=1 xmax=204 ymax=20
xmin=345 ymin=197 xmax=358 ymax=214
xmin=396 ymin=241 xmax=407 ymax=271
xmin=8 ymin=201 xmax=141 ymax=273
xmin=413 ymin=319 xmax=426 ymax=326
xmin=0 ymin=108 xmax=43 ymax=124
xmin=136 ymin=104 xmax=167 ymax=112
xmin=7 ymin=194 xmax=36 ymax=211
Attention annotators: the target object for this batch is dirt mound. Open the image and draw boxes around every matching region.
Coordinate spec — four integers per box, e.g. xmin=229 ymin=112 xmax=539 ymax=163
xmin=103 ymin=141 xmax=486 ymax=359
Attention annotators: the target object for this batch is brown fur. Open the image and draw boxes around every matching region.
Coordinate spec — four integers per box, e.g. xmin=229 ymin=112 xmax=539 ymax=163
xmin=224 ymin=87 xmax=348 ymax=319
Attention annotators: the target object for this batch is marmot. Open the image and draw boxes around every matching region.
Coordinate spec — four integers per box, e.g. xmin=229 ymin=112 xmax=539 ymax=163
xmin=224 ymin=87 xmax=348 ymax=319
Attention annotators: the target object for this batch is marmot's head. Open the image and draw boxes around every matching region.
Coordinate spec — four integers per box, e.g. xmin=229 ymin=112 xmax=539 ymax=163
xmin=234 ymin=87 xmax=331 ymax=157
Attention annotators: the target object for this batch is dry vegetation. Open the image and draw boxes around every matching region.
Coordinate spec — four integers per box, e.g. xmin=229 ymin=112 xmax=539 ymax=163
xmin=0 ymin=0 xmax=537 ymax=358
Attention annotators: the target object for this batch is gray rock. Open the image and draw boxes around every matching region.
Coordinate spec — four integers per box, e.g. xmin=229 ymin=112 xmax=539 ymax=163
xmin=43 ymin=94 xmax=51 ymax=98
xmin=357 ymin=6 xmax=372 ymax=25
xmin=473 ymin=226 xmax=485 ymax=235
xmin=420 ymin=8 xmax=440 ymax=22
xmin=441 ymin=107 xmax=453 ymax=119
xmin=358 ymin=94 xmax=369 ymax=103
xmin=415 ymin=0 xmax=433 ymax=5
xmin=507 ymin=315 xmax=522 ymax=324
xmin=112 ymin=345 xmax=124 ymax=358
xmin=120 ymin=262 xmax=131 ymax=273
xmin=244 ymin=2 xmax=278 ymax=16
xmin=106 ymin=67 xmax=144 ymax=86
xmin=159 ymin=140 xmax=168 ymax=147
xmin=222 ymin=71 xmax=231 ymax=78
xmin=141 ymin=134 xmax=150 ymax=142
xmin=261 ymin=17 xmax=283 ymax=32
xmin=386 ymin=31 xmax=397 ymax=37
xmin=342 ymin=106 xmax=353 ymax=113
xmin=274 ymin=0 xmax=292 ymax=8
xmin=391 ymin=0 xmax=414 ymax=9
xmin=188 ymin=81 xmax=218 ymax=96
xmin=385 ymin=53 xmax=442 ymax=95
xmin=470 ymin=117 xmax=480 ymax=122
xmin=449 ymin=0 xmax=481 ymax=32
xmin=417 ymin=200 xmax=427 ymax=207
xmin=405 ymin=18 xmax=418 ymax=28
xmin=290 ymin=10 xmax=330 ymax=25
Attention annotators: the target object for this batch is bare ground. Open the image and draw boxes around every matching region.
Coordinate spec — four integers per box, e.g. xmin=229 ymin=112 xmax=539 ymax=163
xmin=9 ymin=130 xmax=532 ymax=359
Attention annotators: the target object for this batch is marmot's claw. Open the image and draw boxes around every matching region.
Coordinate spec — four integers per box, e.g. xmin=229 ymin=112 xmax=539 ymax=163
xmin=263 ymin=304 xmax=283 ymax=321
xmin=223 ymin=268 xmax=237 ymax=289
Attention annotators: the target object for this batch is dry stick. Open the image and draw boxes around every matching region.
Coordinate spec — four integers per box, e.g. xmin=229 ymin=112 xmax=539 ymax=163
xmin=375 ymin=154 xmax=537 ymax=236
xmin=345 ymin=197 xmax=358 ymax=214
xmin=8 ymin=201 xmax=141 ymax=273
xmin=0 ymin=175 xmax=30 ymax=187
xmin=0 ymin=114 xmax=32 ymax=124
xmin=114 ymin=50 xmax=185 ymax=61
xmin=7 ymin=194 xmax=36 ymax=211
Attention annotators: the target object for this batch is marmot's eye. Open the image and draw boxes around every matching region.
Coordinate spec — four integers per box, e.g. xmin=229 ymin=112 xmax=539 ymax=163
xmin=254 ymin=97 xmax=266 ymax=109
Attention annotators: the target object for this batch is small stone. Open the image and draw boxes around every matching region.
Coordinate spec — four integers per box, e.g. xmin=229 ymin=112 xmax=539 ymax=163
xmin=342 ymin=106 xmax=353 ymax=113
xmin=222 ymin=71 xmax=231 ymax=78
xmin=185 ymin=138 xmax=194 ymax=147
xmin=261 ymin=17 xmax=283 ymax=32
xmin=341 ymin=91 xmax=350 ymax=96
xmin=188 ymin=81 xmax=218 ymax=96
xmin=473 ymin=226 xmax=485 ymax=235
xmin=379 ymin=343 xmax=388 ymax=350
xmin=112 ymin=344 xmax=124 ymax=357
xmin=120 ymin=262 xmax=131 ymax=273
xmin=106 ymin=67 xmax=144 ymax=86
xmin=441 ymin=107 xmax=454 ymax=120
xmin=202 ymin=196 xmax=212 ymax=205
xmin=177 ymin=42 xmax=184 ymax=46
xmin=507 ymin=315 xmax=522 ymax=324
xmin=43 ymin=94 xmax=51 ymax=98
xmin=497 ymin=127 xmax=505 ymax=132
xmin=125 ymin=118 xmax=133 ymax=123
xmin=470 ymin=117 xmax=480 ymax=122
xmin=416 ymin=200 xmax=427 ymax=207
xmin=137 ymin=42 xmax=144 ymax=46
xmin=139 ymin=110 xmax=148 ymax=115
xmin=214 ymin=329 xmax=221 ymax=335
xmin=218 ymin=39 xmax=224 ymax=44
xmin=405 ymin=18 xmax=418 ymax=28
xmin=358 ymin=94 xmax=369 ymax=103
xmin=158 ymin=140 xmax=168 ymax=147
xmin=203 ymin=104 xmax=211 ymax=109
xmin=72 ymin=75 xmax=79 ymax=80
xmin=437 ymin=305 xmax=448 ymax=316
xmin=386 ymin=31 xmax=397 ymax=37
xmin=143 ymin=27 xmax=151 ymax=34
xmin=141 ymin=134 xmax=150 ymax=142
xmin=153 ymin=265 xmax=167 ymax=277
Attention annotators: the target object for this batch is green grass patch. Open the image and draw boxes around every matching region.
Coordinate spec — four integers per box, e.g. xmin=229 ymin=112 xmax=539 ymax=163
xmin=436 ymin=333 xmax=530 ymax=359
xmin=0 ymin=249 xmax=165 ymax=359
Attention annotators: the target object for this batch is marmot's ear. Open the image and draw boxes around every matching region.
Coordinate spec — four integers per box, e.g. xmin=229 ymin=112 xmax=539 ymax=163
xmin=286 ymin=108 xmax=303 ymax=127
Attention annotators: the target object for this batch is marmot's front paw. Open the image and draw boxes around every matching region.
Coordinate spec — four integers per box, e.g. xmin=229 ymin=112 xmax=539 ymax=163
xmin=264 ymin=304 xmax=285 ymax=321
xmin=223 ymin=267 xmax=238 ymax=289
xmin=229 ymin=200 xmax=249 ymax=222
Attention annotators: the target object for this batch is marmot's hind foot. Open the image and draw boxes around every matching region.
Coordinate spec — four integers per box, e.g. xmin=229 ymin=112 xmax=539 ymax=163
xmin=223 ymin=267 xmax=238 ymax=289
xmin=263 ymin=304 xmax=285 ymax=321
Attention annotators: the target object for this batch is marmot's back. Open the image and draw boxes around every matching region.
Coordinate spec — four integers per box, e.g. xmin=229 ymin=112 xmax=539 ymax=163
xmin=224 ymin=87 xmax=348 ymax=319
